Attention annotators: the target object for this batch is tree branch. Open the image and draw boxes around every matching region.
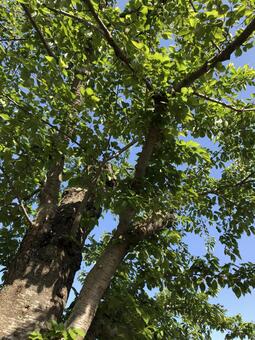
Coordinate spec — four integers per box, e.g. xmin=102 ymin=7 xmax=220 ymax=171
xmin=21 ymin=4 xmax=58 ymax=61
xmin=0 ymin=166 xmax=33 ymax=227
xmin=174 ymin=17 xmax=255 ymax=91
xmin=66 ymin=211 xmax=174 ymax=336
xmin=44 ymin=5 xmax=100 ymax=33
xmin=201 ymin=171 xmax=255 ymax=196
xmin=193 ymin=92 xmax=255 ymax=112
xmin=19 ymin=201 xmax=33 ymax=227
xmin=83 ymin=0 xmax=134 ymax=73
xmin=2 ymin=94 xmax=86 ymax=151
xmin=0 ymin=38 xmax=27 ymax=42
xmin=188 ymin=0 xmax=196 ymax=12
xmin=104 ymin=138 xmax=138 ymax=163
xmin=70 ymin=138 xmax=139 ymax=236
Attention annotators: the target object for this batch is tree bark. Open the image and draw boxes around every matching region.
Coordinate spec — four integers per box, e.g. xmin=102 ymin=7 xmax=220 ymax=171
xmin=66 ymin=106 xmax=166 ymax=335
xmin=66 ymin=212 xmax=173 ymax=336
xmin=0 ymin=186 xmax=99 ymax=339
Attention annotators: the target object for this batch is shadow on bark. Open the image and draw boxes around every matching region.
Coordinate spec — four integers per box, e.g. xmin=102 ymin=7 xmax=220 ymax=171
xmin=0 ymin=188 xmax=100 ymax=339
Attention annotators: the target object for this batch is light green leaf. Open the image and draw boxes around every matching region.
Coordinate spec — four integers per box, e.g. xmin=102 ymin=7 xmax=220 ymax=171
xmin=45 ymin=55 xmax=55 ymax=63
xmin=131 ymin=40 xmax=144 ymax=49
xmin=0 ymin=113 xmax=10 ymax=120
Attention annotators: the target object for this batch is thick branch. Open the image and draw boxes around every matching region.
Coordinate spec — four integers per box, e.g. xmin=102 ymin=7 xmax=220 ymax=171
xmin=66 ymin=91 xmax=166 ymax=333
xmin=66 ymin=212 xmax=174 ymax=336
xmin=174 ymin=17 xmax=255 ymax=91
xmin=35 ymin=154 xmax=64 ymax=226
xmin=21 ymin=4 xmax=58 ymax=61
xmin=70 ymin=138 xmax=138 ymax=236
xmin=133 ymin=125 xmax=159 ymax=181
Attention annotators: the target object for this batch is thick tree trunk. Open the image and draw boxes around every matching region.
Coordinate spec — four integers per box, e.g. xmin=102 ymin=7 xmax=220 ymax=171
xmin=0 ymin=187 xmax=97 ymax=339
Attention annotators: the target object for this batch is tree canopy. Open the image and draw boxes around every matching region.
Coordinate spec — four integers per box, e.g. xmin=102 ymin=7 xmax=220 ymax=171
xmin=1 ymin=0 xmax=255 ymax=339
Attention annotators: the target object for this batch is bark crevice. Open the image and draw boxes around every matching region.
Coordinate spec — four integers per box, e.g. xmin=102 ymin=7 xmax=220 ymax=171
xmin=0 ymin=187 xmax=100 ymax=339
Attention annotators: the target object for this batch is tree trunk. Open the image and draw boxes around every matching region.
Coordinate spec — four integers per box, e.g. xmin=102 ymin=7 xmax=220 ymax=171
xmin=0 ymin=187 xmax=98 ymax=339
xmin=66 ymin=118 xmax=164 ymax=335
xmin=66 ymin=213 xmax=173 ymax=337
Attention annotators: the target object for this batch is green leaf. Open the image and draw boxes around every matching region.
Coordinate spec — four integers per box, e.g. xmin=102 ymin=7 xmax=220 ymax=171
xmin=131 ymin=40 xmax=144 ymax=49
xmin=0 ymin=113 xmax=10 ymax=120
xmin=59 ymin=57 xmax=68 ymax=69
xmin=45 ymin=55 xmax=55 ymax=63
xmin=85 ymin=87 xmax=94 ymax=96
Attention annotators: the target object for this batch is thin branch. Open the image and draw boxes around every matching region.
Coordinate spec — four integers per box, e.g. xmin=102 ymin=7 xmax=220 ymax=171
xmin=2 ymin=94 xmax=85 ymax=151
xmin=0 ymin=38 xmax=27 ymax=42
xmin=0 ymin=166 xmax=33 ymax=227
xmin=201 ymin=171 xmax=255 ymax=196
xmin=44 ymin=5 xmax=100 ymax=33
xmin=235 ymin=171 xmax=255 ymax=187
xmin=19 ymin=201 xmax=34 ymax=227
xmin=174 ymin=17 xmax=255 ymax=91
xmin=82 ymin=0 xmax=155 ymax=89
xmin=193 ymin=92 xmax=255 ymax=112
xmin=188 ymin=0 xmax=196 ymax=12
xmin=21 ymin=4 xmax=58 ymax=61
xmin=104 ymin=138 xmax=138 ymax=163
xmin=22 ymin=188 xmax=41 ymax=202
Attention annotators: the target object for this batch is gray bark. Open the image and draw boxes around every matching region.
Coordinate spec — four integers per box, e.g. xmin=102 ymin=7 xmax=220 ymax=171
xmin=66 ymin=212 xmax=173 ymax=337
xmin=0 ymin=187 xmax=98 ymax=339
xmin=66 ymin=110 xmax=165 ymax=335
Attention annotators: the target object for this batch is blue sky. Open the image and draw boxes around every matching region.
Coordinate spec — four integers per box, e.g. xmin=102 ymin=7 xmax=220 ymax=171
xmin=88 ymin=1 xmax=255 ymax=338
xmin=0 ymin=2 xmax=254 ymax=338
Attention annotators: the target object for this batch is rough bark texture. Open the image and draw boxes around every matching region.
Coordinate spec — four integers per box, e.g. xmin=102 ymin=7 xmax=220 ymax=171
xmin=0 ymin=187 xmax=93 ymax=339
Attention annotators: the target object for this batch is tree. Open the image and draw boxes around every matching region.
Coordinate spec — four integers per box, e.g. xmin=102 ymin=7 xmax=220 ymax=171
xmin=1 ymin=0 xmax=255 ymax=338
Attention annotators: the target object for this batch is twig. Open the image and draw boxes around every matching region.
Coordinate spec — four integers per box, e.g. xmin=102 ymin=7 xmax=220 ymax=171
xmin=188 ymin=0 xmax=196 ymax=12
xmin=21 ymin=4 xmax=58 ymax=61
xmin=44 ymin=5 xmax=100 ymax=33
xmin=119 ymin=6 xmax=142 ymax=18
xmin=193 ymin=92 xmax=255 ymax=112
xmin=0 ymin=38 xmax=27 ymax=42
xmin=104 ymin=138 xmax=138 ymax=163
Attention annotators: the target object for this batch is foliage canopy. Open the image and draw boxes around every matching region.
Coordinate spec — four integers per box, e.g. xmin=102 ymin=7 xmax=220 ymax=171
xmin=1 ymin=0 xmax=255 ymax=339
